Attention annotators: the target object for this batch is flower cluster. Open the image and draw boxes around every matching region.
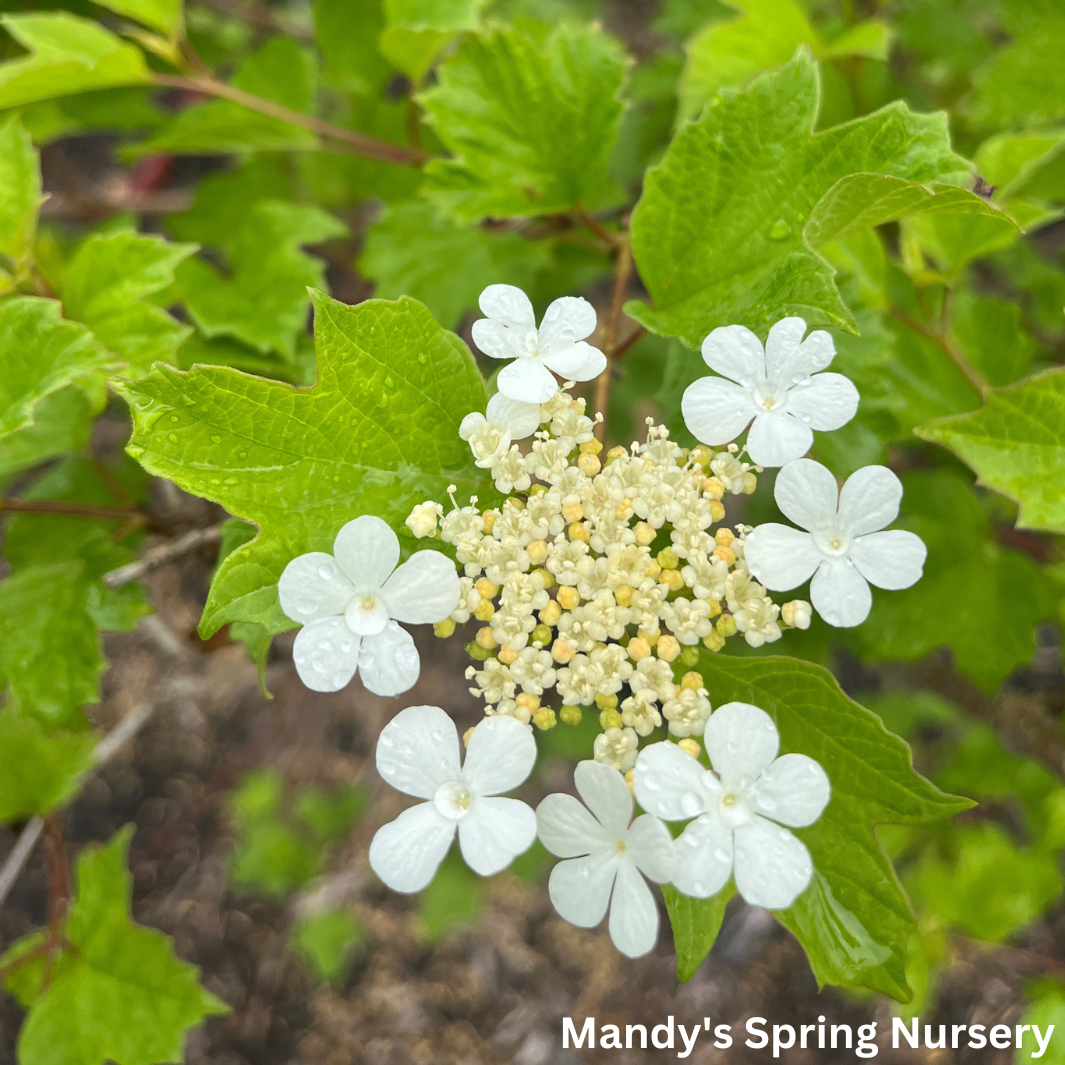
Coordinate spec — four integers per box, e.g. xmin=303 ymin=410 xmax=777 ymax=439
xmin=273 ymin=284 xmax=929 ymax=961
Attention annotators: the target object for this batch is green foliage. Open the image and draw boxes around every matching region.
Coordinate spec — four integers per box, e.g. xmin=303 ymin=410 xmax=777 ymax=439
xmin=420 ymin=23 xmax=629 ymax=221
xmin=673 ymin=653 xmax=969 ymax=999
xmin=290 ymin=908 xmax=365 ymax=985
xmin=663 ymin=884 xmax=732 ymax=982
xmin=1018 ymin=981 xmax=1065 ymax=1065
xmin=91 ymin=0 xmax=184 ymax=38
xmin=626 ymin=52 xmax=971 ymax=347
xmin=118 ymin=293 xmax=487 ymax=637
xmin=416 ymin=851 xmax=484 ymax=941
xmin=917 ymin=369 xmax=1065 ymax=535
xmin=0 ymin=116 xmax=40 ymax=276
xmin=1 ymin=827 xmax=227 ymax=1065
xmin=0 ymin=13 xmax=150 ymax=110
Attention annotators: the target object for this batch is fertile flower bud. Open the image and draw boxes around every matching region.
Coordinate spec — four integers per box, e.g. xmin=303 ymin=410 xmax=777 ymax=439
xmin=657 ymin=635 xmax=681 ymax=662
xmin=532 ymin=707 xmax=557 ymax=730
xmin=434 ymin=618 xmax=456 ymax=638
xmin=406 ymin=501 xmax=442 ymax=538
xmin=528 ymin=539 xmax=549 ymax=565
xmin=782 ymin=599 xmax=812 ymax=629
xmin=599 ymin=708 xmax=623 ymax=729
xmin=708 ymin=500 xmax=726 ymax=522
xmin=476 ymin=626 xmax=498 ymax=649
xmin=716 ymin=614 xmax=737 ymax=637
xmin=473 ymin=599 xmax=495 ymax=622
xmin=559 ymin=704 xmax=583 ymax=726
xmin=530 ymin=623 xmax=553 ymax=646
xmin=551 ymin=638 xmax=576 ymax=663
xmin=656 ymin=547 xmax=680 ymax=570
xmin=627 ymin=636 xmax=651 ymax=661
xmin=539 ymin=599 xmax=562 ymax=626
xmin=702 ymin=630 xmax=725 ymax=652
xmin=557 ymin=586 xmax=580 ymax=610
xmin=475 ymin=577 xmax=499 ymax=599
xmin=498 ymin=645 xmax=519 ymax=664
xmin=634 ymin=522 xmax=655 ymax=546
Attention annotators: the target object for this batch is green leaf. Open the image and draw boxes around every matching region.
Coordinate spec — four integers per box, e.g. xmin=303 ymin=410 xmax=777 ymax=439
xmin=949 ymin=291 xmax=1035 ymax=387
xmin=314 ymin=0 xmax=391 ymax=94
xmin=416 ymin=851 xmax=483 ymax=941
xmin=820 ymin=19 xmax=892 ymax=61
xmin=173 ymin=202 xmax=345 ymax=359
xmin=63 ymin=230 xmax=197 ymax=378
xmin=420 ymin=23 xmax=630 ymax=221
xmin=0 ymin=296 xmax=117 ymax=442
xmin=1018 ymin=980 xmax=1065 ymax=1065
xmin=0 ymin=708 xmax=96 ymax=822
xmin=135 ymin=39 xmax=317 ymax=155
xmin=0 ymin=13 xmax=149 ymax=110
xmin=0 ymin=115 xmax=41 ymax=268
xmin=290 ymin=908 xmax=364 ymax=985
xmin=91 ymin=0 xmax=183 ymax=38
xmin=916 ymin=368 xmax=1065 ymax=534
xmin=974 ymin=129 xmax=1065 ymax=202
xmin=359 ymin=199 xmax=550 ymax=329
xmin=901 ymin=210 xmax=1025 ymax=279
xmin=850 ymin=471 xmax=1053 ymax=691
xmin=663 ymin=884 xmax=732 ymax=982
xmin=627 ymin=51 xmax=970 ymax=347
xmin=118 ymin=293 xmax=487 ymax=637
xmin=2 ymin=827 xmax=227 ymax=1065
xmin=0 ymin=386 xmax=96 ymax=487
xmin=690 ymin=652 xmax=969 ymax=999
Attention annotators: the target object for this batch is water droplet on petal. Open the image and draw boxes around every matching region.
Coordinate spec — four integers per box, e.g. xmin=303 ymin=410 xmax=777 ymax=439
xmin=714 ymin=847 xmax=730 ymax=863
xmin=680 ymin=791 xmax=703 ymax=817
xmin=318 ymin=562 xmax=336 ymax=580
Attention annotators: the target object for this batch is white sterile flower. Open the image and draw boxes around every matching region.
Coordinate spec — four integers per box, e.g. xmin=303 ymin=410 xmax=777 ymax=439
xmin=459 ymin=391 xmax=542 ymax=468
xmin=744 ymin=459 xmax=927 ymax=628
xmin=279 ymin=516 xmax=460 ymax=696
xmin=369 ymin=705 xmax=537 ymax=892
xmin=633 ymin=702 xmax=830 ymax=909
xmin=471 ymin=284 xmax=607 ymax=404
xmin=682 ymin=318 xmax=859 ymax=467
xmin=537 ymin=761 xmax=675 ymax=957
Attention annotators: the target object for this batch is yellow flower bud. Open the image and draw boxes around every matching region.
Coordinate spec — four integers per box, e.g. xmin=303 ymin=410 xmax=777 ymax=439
xmin=657 ymin=547 xmax=680 ymax=570
xmin=678 ymin=738 xmax=701 ymax=759
xmin=475 ymin=626 xmax=498 ymax=650
xmin=528 ymin=482 xmax=548 ymax=496
xmin=702 ymin=631 xmax=725 ymax=652
xmin=433 ymin=618 xmax=456 ymax=638
xmin=475 ymin=576 xmax=499 ymax=599
xmin=515 ymin=691 xmax=540 ymax=713
xmin=463 ymin=726 xmax=476 ymax=748
xmin=599 ymin=708 xmax=623 ymax=729
xmin=580 ymin=438 xmax=603 ymax=454
xmin=568 ymin=521 xmax=590 ymax=543
xmin=473 ymin=599 xmax=495 ymax=622
xmin=577 ymin=452 xmax=601 ymax=476
xmin=690 ymin=446 xmax=712 ymax=469
xmin=662 ymin=568 xmax=685 ymax=593
xmin=532 ymin=707 xmax=557 ymax=731
xmin=707 ymin=598 xmax=722 ymax=617
xmin=498 ymin=645 xmax=519 ymax=665
xmin=716 ymin=614 xmax=737 ymax=637
xmin=539 ymin=599 xmax=562 ymax=626
xmin=551 ymin=638 xmax=576 ymax=664
xmin=624 ymin=768 xmax=636 ymax=794
xmin=742 ymin=471 xmax=757 ymax=495
xmin=702 ymin=476 xmax=725 ymax=500
xmin=638 ymin=628 xmax=660 ymax=647
xmin=605 ymin=445 xmax=627 ymax=464
xmin=709 ymin=499 xmax=726 ymax=522
xmin=680 ymin=671 xmax=703 ymax=691
xmin=561 ymin=502 xmax=584 ymax=523
xmin=482 ymin=510 xmax=496 ymax=533
xmin=465 ymin=640 xmax=493 ymax=661
xmin=614 ymin=583 xmax=634 ymax=607
xmin=715 ymin=528 xmax=735 ymax=547
xmin=559 ymin=705 xmax=583 ymax=726
xmin=530 ymin=623 xmax=552 ymax=646
xmin=627 ymin=636 xmax=651 ymax=661
xmin=557 ymin=586 xmax=580 ymax=610
xmin=646 ymin=561 xmax=662 ymax=580
xmin=506 ymin=495 xmax=526 ymax=510
xmin=533 ymin=566 xmax=556 ymax=589
xmin=595 ymin=692 xmax=619 ymax=712
xmin=713 ymin=545 xmax=736 ymax=565
xmin=657 ymin=635 xmax=681 ymax=662
xmin=615 ymin=498 xmax=634 ymax=519
xmin=634 ymin=521 xmax=656 ymax=546
xmin=527 ymin=539 xmax=549 ymax=565
xmin=678 ymin=645 xmax=700 ymax=668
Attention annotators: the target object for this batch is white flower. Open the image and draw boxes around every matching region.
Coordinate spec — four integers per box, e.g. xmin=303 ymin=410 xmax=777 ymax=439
xmin=593 ymin=725 xmax=639 ymax=772
xmin=471 ymin=284 xmax=607 ymax=404
xmin=369 ymin=705 xmax=537 ymax=892
xmin=536 ymin=761 xmax=675 ymax=957
xmin=681 ymin=318 xmax=859 ymax=467
xmin=406 ymin=501 xmax=442 ymax=539
xmin=633 ymin=702 xmax=830 ymax=909
xmin=279 ymin=516 xmax=460 ymax=696
xmin=459 ymin=391 xmax=542 ymax=468
xmin=744 ymin=459 xmax=927 ymax=628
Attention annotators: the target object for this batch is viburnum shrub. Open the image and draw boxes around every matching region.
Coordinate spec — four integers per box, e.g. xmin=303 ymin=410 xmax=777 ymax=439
xmin=0 ymin=0 xmax=1064 ymax=1059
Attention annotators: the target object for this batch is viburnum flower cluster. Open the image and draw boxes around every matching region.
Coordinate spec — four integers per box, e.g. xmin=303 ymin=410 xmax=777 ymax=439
xmin=275 ymin=285 xmax=929 ymax=959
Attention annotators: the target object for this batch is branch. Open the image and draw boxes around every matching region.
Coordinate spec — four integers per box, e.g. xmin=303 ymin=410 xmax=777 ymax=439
xmin=103 ymin=525 xmax=223 ymax=588
xmin=888 ymin=308 xmax=988 ymax=394
xmin=576 ymin=203 xmax=623 ymax=249
xmin=151 ymin=73 xmax=426 ymax=167
xmin=0 ymin=498 xmax=145 ymax=522
xmin=0 ymin=702 xmax=156 ymax=910
xmin=594 ymin=240 xmax=634 ymax=443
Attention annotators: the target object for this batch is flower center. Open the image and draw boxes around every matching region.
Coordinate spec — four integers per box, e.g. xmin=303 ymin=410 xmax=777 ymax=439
xmin=343 ymin=592 xmax=389 ymax=636
xmin=433 ymin=780 xmax=472 ymax=820
xmin=812 ymin=528 xmax=852 ymax=558
xmin=718 ymin=790 xmax=754 ymax=831
xmin=752 ymin=383 xmax=786 ymax=412
xmin=521 ymin=328 xmax=541 ymax=359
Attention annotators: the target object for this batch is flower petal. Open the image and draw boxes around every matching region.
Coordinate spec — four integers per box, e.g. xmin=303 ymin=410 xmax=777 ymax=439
xmin=752 ymin=754 xmax=830 ymax=828
xmin=478 ymin=283 xmax=536 ymax=328
xmin=358 ymin=621 xmax=420 ymax=696
xmin=704 ymin=701 xmax=779 ymax=788
xmin=462 ymin=714 xmax=537 ymax=796
xmin=537 ymin=793 xmax=612 ymax=857
xmin=459 ymin=411 xmax=486 ymax=440
xmin=368 ymin=802 xmax=456 ymax=893
xmin=459 ymin=796 xmax=537 ymax=876
xmin=292 ymin=616 xmax=361 ymax=692
xmin=537 ymin=295 xmax=597 ymax=353
xmin=376 ymin=703 xmax=461 ymax=800
xmin=681 ymin=376 xmax=757 ymax=446
xmin=333 ymin=515 xmax=399 ymax=592
xmin=472 ymin=318 xmax=530 ymax=361
xmin=544 ymin=340 xmax=605 ymax=382
xmin=810 ymin=559 xmax=872 ymax=627
xmin=486 ymin=392 xmax=541 ymax=439
xmin=671 ymin=812 xmax=733 ymax=898
xmin=608 ymin=858 xmax=660 ymax=958
xmin=381 ymin=549 xmax=460 ymax=624
xmin=785 ymin=372 xmax=859 ymax=431
xmin=632 ymin=741 xmax=710 ymax=821
xmin=701 ymin=324 xmax=765 ymax=385
xmin=765 ymin=318 xmax=835 ymax=381
xmin=850 ymin=529 xmax=927 ymax=590
xmin=497 ymin=356 xmax=560 ymax=404
xmin=626 ymin=813 xmax=676 ymax=883
xmin=574 ymin=760 xmax=633 ymax=838
xmin=745 ymin=410 xmax=813 ymax=467
xmin=744 ymin=524 xmax=822 ymax=591
xmin=773 ymin=458 xmax=840 ymax=532
xmin=838 ymin=464 xmax=903 ymax=536
xmin=548 ymin=852 xmax=617 ymax=928
xmin=733 ymin=815 xmax=813 ymax=909
xmin=278 ymin=552 xmax=355 ymax=624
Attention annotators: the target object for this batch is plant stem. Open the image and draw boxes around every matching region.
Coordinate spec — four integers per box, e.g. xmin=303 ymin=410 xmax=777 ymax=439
xmin=150 ymin=73 xmax=426 ymax=167
xmin=594 ymin=240 xmax=634 ymax=443
xmin=0 ymin=498 xmax=145 ymax=521
xmin=576 ymin=203 xmax=622 ymax=249
xmin=889 ymin=307 xmax=988 ymax=393
xmin=103 ymin=525 xmax=223 ymax=588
